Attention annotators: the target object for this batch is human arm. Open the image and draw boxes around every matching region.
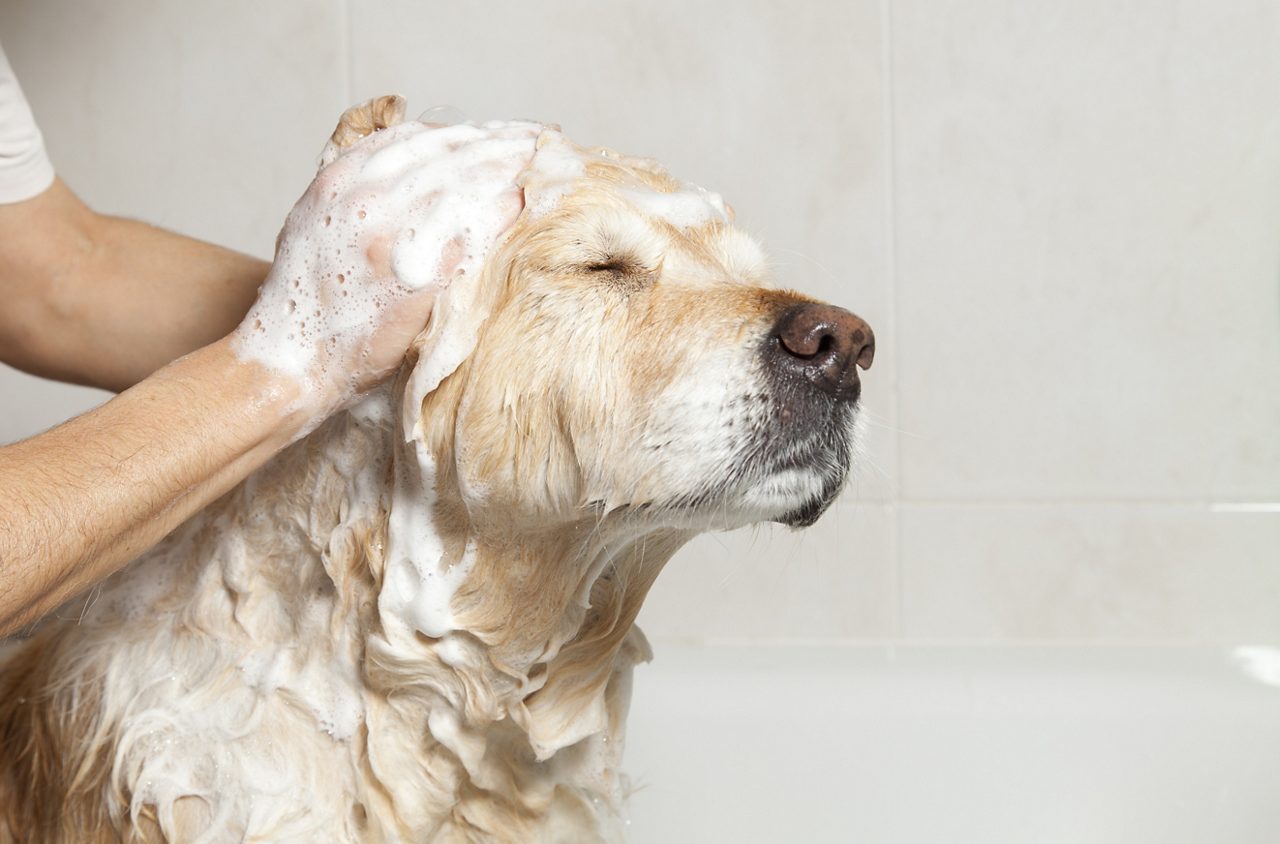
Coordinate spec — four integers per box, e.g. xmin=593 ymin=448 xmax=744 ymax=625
xmin=0 ymin=338 xmax=310 ymax=633
xmin=0 ymin=178 xmax=269 ymax=392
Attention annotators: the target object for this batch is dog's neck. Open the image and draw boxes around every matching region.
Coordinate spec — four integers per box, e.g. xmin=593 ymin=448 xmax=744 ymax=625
xmin=94 ymin=387 xmax=687 ymax=840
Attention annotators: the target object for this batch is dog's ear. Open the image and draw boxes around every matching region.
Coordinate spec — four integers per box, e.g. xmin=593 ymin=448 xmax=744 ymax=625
xmin=516 ymin=130 xmax=585 ymax=218
xmin=319 ymin=94 xmax=407 ymax=168
xmin=399 ymin=266 xmax=495 ymax=440
xmin=399 ymin=130 xmax=575 ymax=438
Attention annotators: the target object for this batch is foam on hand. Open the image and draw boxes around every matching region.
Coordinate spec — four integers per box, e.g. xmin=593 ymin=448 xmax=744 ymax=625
xmin=232 ymin=119 xmax=541 ymax=411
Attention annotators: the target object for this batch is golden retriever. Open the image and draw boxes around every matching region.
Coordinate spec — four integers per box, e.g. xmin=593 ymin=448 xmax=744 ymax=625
xmin=0 ymin=96 xmax=874 ymax=843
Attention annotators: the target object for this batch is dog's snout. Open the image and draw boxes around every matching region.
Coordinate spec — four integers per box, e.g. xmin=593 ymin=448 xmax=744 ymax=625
xmin=770 ymin=303 xmax=875 ymax=400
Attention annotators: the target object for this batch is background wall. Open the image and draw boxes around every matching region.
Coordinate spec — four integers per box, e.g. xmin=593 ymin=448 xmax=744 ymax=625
xmin=1 ymin=0 xmax=1277 ymax=645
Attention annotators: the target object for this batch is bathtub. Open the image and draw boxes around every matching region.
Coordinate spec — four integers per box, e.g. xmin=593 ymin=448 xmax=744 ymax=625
xmin=622 ymin=642 xmax=1280 ymax=843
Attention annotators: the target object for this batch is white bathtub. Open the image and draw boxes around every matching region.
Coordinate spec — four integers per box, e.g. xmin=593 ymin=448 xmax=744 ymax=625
xmin=622 ymin=642 xmax=1280 ymax=843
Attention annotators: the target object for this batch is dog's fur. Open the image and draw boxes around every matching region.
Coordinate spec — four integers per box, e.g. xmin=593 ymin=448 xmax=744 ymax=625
xmin=0 ymin=101 xmax=867 ymax=842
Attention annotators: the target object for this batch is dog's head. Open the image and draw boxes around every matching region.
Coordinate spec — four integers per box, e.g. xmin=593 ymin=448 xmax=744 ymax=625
xmin=322 ymin=105 xmax=882 ymax=781
xmin=405 ymin=130 xmax=874 ymax=534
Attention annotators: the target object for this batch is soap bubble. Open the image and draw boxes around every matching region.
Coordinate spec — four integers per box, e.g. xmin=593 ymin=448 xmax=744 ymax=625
xmin=418 ymin=105 xmax=469 ymax=128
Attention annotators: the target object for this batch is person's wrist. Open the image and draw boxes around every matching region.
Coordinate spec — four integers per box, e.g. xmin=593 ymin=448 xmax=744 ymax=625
xmin=203 ymin=334 xmax=335 ymax=447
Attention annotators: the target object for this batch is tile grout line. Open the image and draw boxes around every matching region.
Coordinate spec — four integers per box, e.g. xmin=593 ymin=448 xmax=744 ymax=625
xmin=879 ymin=0 xmax=904 ymax=639
xmin=896 ymin=497 xmax=1280 ymax=509
xmin=648 ymin=636 xmax=1264 ymax=650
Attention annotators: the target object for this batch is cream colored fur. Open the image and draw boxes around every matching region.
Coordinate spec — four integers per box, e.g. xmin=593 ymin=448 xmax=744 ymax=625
xmin=0 ymin=103 xmax=863 ymax=843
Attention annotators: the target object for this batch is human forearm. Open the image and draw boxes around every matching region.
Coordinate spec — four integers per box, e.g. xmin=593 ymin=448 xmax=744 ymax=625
xmin=72 ymin=212 xmax=268 ymax=387
xmin=0 ymin=179 xmax=268 ymax=392
xmin=0 ymin=336 xmax=311 ymax=635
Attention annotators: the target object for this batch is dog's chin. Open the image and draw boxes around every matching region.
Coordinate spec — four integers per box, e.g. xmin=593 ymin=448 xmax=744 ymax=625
xmin=623 ymin=464 xmax=846 ymax=532
xmin=775 ymin=492 xmax=837 ymax=528
xmin=705 ymin=464 xmax=848 ymax=530
xmin=752 ymin=426 xmax=856 ymax=528
xmin=772 ymin=470 xmax=846 ymax=528
xmin=622 ymin=412 xmax=860 ymax=531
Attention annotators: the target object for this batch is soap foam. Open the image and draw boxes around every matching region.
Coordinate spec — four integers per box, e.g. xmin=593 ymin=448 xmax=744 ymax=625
xmin=618 ymin=183 xmax=729 ymax=228
xmin=378 ymin=423 xmax=472 ymax=642
xmin=519 ymin=132 xmax=587 ymax=218
xmin=519 ymin=131 xmax=730 ymax=233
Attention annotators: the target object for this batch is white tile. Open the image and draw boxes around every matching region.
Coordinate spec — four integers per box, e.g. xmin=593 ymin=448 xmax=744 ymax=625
xmin=0 ymin=365 xmax=110 ymax=444
xmin=639 ymin=502 xmax=897 ymax=641
xmin=892 ymin=1 xmax=1280 ymax=500
xmin=350 ymin=0 xmax=898 ymax=498
xmin=900 ymin=503 xmax=1280 ymax=642
xmin=0 ymin=0 xmax=347 ymax=258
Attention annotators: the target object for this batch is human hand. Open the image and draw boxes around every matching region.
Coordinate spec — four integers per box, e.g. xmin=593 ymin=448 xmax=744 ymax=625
xmin=233 ymin=99 xmax=540 ymax=424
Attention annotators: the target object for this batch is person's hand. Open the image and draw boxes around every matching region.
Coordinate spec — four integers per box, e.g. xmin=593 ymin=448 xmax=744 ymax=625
xmin=233 ymin=104 xmax=540 ymax=425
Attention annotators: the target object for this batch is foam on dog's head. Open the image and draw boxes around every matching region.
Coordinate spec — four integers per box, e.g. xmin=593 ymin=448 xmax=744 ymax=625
xmin=517 ymin=130 xmax=733 ymax=229
xmin=398 ymin=130 xmax=584 ymax=440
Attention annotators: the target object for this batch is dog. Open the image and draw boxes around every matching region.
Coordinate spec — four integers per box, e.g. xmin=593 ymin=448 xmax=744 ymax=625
xmin=0 ymin=96 xmax=874 ymax=843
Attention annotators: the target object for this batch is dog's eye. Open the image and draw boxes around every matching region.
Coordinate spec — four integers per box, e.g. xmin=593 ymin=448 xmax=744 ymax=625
xmin=581 ymin=256 xmax=658 ymax=290
xmin=584 ymin=259 xmax=634 ymax=276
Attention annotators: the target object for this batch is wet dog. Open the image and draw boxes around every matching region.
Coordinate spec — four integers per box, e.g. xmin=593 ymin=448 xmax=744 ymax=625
xmin=0 ymin=97 xmax=874 ymax=842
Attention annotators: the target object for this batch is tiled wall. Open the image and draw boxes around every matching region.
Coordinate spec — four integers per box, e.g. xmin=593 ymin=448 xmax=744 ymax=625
xmin=2 ymin=1 xmax=1277 ymax=644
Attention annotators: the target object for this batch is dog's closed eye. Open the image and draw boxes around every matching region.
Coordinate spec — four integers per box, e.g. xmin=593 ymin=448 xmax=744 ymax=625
xmin=584 ymin=258 xmax=634 ymax=275
xmin=558 ymin=207 xmax=665 ymax=289
xmin=582 ymin=255 xmax=660 ymax=290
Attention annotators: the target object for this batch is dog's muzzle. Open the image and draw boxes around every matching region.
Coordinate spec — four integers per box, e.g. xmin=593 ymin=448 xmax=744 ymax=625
xmin=752 ymin=302 xmax=875 ymax=526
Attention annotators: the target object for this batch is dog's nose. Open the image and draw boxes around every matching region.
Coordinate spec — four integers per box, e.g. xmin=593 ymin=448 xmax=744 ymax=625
xmin=770 ymin=303 xmax=875 ymax=400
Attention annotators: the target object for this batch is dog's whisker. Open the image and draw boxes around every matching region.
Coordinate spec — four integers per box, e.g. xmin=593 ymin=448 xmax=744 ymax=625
xmin=770 ymin=246 xmax=842 ymax=289
xmin=75 ymin=584 xmax=103 ymax=626
xmin=854 ymin=453 xmax=894 ymax=485
xmin=859 ymin=411 xmax=924 ymax=439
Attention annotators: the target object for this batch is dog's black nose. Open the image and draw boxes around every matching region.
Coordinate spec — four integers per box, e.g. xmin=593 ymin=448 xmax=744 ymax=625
xmin=769 ymin=303 xmax=874 ymax=400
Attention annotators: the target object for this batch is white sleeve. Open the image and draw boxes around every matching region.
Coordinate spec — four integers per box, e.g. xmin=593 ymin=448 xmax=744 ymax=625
xmin=0 ymin=41 xmax=55 ymax=204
